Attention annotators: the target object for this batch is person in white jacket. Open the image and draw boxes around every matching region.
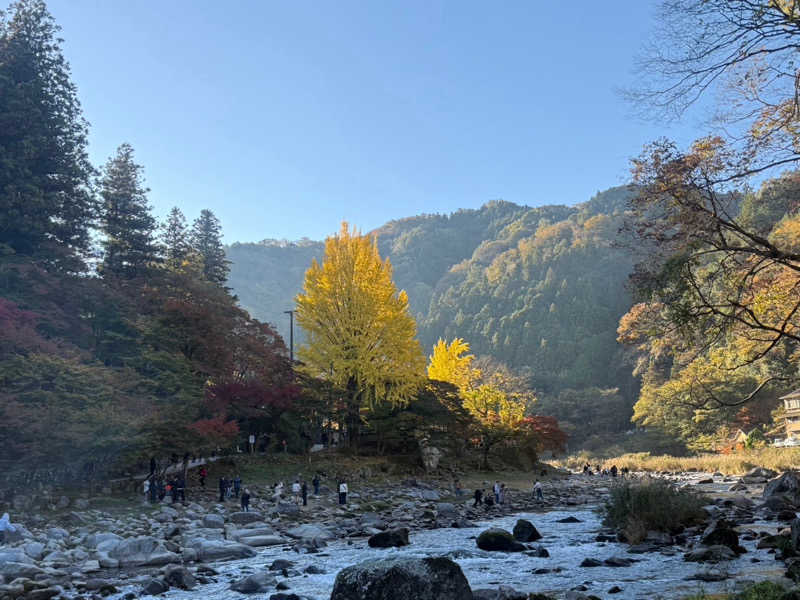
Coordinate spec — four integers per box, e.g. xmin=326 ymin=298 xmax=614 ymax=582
xmin=338 ymin=481 xmax=348 ymax=505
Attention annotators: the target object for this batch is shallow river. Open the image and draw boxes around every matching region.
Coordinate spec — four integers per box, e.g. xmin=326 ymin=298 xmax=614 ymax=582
xmin=136 ymin=505 xmax=790 ymax=600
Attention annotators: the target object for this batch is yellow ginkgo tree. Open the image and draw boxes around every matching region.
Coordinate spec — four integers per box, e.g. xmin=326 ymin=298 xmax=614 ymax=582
xmin=295 ymin=222 xmax=426 ymax=447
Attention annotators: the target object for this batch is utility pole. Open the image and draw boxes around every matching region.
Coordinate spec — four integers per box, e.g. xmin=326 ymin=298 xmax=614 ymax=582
xmin=284 ymin=309 xmax=294 ymax=363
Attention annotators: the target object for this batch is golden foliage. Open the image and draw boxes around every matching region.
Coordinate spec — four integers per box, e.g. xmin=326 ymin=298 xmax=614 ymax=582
xmin=295 ymin=222 xmax=425 ymax=409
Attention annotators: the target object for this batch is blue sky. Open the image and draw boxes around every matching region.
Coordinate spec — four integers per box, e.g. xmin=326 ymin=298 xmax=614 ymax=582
xmin=48 ymin=1 xmax=694 ymax=243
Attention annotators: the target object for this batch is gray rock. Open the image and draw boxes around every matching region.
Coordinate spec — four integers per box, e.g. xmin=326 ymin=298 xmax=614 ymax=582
xmin=472 ymin=586 xmax=527 ymax=600
xmin=23 ymin=542 xmax=45 ymax=560
xmin=0 ymin=561 xmax=46 ymax=579
xmin=512 ymin=519 xmax=541 ymax=542
xmin=276 ymin=502 xmax=301 ymax=515
xmin=141 ymin=578 xmax=169 ymax=595
xmin=202 ymin=514 xmax=225 ymax=529
xmin=476 ymin=528 xmax=525 ymax=552
xmin=230 ymin=511 xmax=264 ymax=524
xmin=239 ymin=535 xmax=287 ymax=547
xmin=286 ymin=524 xmax=334 ymax=540
xmin=108 ymin=536 xmax=179 ymax=566
xmin=230 ymin=571 xmax=277 ymax=593
xmin=330 ymin=556 xmax=472 ymax=600
xmin=164 ymin=565 xmax=196 ymax=590
xmin=189 ymin=539 xmax=257 ymax=561
xmin=368 ymin=528 xmax=410 ymax=548
xmin=764 ymin=471 xmax=800 ymax=505
xmin=684 ymin=545 xmax=737 ymax=562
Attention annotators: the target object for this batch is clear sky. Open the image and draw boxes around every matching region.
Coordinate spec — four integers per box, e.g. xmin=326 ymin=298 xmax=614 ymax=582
xmin=48 ymin=1 xmax=694 ymax=243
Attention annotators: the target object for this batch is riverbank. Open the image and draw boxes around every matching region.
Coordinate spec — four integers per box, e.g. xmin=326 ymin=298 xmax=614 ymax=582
xmin=1 ymin=461 xmax=799 ymax=599
xmin=552 ymin=447 xmax=800 ymax=476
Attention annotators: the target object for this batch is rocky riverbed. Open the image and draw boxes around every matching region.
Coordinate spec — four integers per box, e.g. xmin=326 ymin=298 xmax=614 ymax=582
xmin=1 ymin=468 xmax=799 ymax=599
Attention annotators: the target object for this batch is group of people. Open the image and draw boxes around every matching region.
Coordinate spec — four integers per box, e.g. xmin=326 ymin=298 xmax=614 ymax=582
xmin=270 ymin=473 xmax=325 ymax=507
xmin=582 ymin=463 xmax=628 ymax=477
xmin=473 ymin=480 xmax=511 ymax=508
xmin=218 ymin=475 xmax=243 ymax=502
xmin=142 ymin=475 xmax=186 ymax=504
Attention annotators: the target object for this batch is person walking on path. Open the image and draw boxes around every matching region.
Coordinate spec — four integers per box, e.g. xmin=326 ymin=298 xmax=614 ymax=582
xmin=199 ymin=466 xmax=207 ymax=488
xmin=312 ymin=474 xmax=320 ymax=495
xmin=473 ymin=488 xmax=483 ymax=508
xmin=233 ymin=475 xmax=242 ymax=498
xmin=241 ymin=489 xmax=251 ymax=511
xmin=301 ymin=480 xmax=308 ymax=506
xmin=218 ymin=477 xmax=227 ymax=502
xmin=533 ymin=480 xmax=543 ymax=501
xmin=338 ymin=481 xmax=348 ymax=505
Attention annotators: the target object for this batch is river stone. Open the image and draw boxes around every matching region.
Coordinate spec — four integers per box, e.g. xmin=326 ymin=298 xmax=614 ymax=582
xmin=368 ymin=528 xmax=410 ymax=548
xmin=240 ymin=535 xmax=287 ymax=547
xmin=436 ymin=503 xmax=458 ymax=518
xmin=764 ymin=471 xmax=800 ymax=505
xmin=0 ymin=561 xmax=45 ymax=579
xmin=84 ymin=532 xmax=122 ymax=550
xmin=0 ymin=548 xmax=32 ymax=566
xmin=189 ymin=539 xmax=257 ymax=561
xmin=330 ymin=556 xmax=472 ymax=600
xmin=26 ymin=588 xmax=60 ymax=600
xmin=108 ymin=536 xmax=179 ymax=566
xmin=164 ymin=565 xmax=196 ymax=590
xmin=23 ymin=542 xmax=44 ymax=561
xmin=230 ymin=571 xmax=277 ymax=593
xmin=472 ymin=586 xmax=527 ymax=600
xmin=684 ymin=545 xmax=737 ymax=562
xmin=286 ymin=524 xmax=334 ymax=540
xmin=141 ymin=578 xmax=169 ymax=595
xmin=742 ymin=466 xmax=777 ymax=483
xmin=230 ymin=511 xmax=263 ymax=524
xmin=700 ymin=520 xmax=742 ymax=553
xmin=512 ymin=519 xmax=542 ymax=542
xmin=276 ymin=501 xmax=300 ymax=515
xmin=476 ymin=528 xmax=525 ymax=552
xmin=202 ymin=514 xmax=225 ymax=529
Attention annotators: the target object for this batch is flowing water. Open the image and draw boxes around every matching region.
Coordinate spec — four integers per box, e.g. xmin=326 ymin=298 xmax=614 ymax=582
xmin=134 ymin=504 xmax=790 ymax=600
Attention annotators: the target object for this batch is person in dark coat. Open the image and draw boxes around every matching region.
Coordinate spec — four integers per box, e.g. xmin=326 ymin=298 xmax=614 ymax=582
xmin=219 ymin=477 xmax=227 ymax=502
xmin=473 ymin=489 xmax=483 ymax=508
xmin=301 ymin=480 xmax=308 ymax=506
xmin=149 ymin=456 xmax=156 ymax=476
xmin=241 ymin=489 xmax=251 ymax=512
xmin=233 ymin=475 xmax=242 ymax=498
xmin=312 ymin=474 xmax=320 ymax=495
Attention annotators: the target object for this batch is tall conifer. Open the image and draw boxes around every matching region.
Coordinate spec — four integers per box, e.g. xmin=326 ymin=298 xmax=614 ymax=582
xmin=98 ymin=143 xmax=158 ymax=279
xmin=191 ymin=209 xmax=229 ymax=285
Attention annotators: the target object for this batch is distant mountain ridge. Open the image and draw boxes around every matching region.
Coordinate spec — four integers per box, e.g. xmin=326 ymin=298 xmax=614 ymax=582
xmin=226 ymin=186 xmax=640 ymax=447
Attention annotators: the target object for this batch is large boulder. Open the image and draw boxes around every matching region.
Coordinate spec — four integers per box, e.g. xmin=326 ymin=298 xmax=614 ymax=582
xmin=230 ymin=571 xmax=276 ymax=593
xmin=764 ymin=471 xmax=800 ymax=506
xmin=84 ymin=532 xmax=122 ymax=551
xmin=330 ymin=556 xmax=473 ymax=600
xmin=164 ymin=565 xmax=196 ymax=590
xmin=368 ymin=528 xmax=410 ymax=548
xmin=239 ymin=535 xmax=287 ymax=547
xmin=699 ymin=520 xmax=743 ymax=554
xmin=0 ymin=561 xmax=45 ymax=580
xmin=476 ymin=528 xmax=525 ymax=552
xmin=512 ymin=519 xmax=542 ymax=542
xmin=188 ymin=539 xmax=257 ymax=561
xmin=107 ymin=536 xmax=179 ymax=566
xmin=275 ymin=501 xmax=300 ymax=515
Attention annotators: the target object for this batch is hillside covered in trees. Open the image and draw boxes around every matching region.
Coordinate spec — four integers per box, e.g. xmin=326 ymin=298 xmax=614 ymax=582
xmin=228 ymin=186 xmax=641 ymax=449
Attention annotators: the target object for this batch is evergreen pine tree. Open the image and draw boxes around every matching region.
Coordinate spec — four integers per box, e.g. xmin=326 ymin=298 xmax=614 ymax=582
xmin=98 ymin=143 xmax=158 ymax=279
xmin=190 ymin=209 xmax=229 ymax=285
xmin=0 ymin=0 xmax=95 ymax=270
xmin=161 ymin=206 xmax=190 ymax=266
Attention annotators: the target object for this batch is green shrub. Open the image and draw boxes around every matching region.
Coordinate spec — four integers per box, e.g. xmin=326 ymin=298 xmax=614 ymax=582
xmin=602 ymin=479 xmax=708 ymax=543
xmin=733 ymin=581 xmax=786 ymax=600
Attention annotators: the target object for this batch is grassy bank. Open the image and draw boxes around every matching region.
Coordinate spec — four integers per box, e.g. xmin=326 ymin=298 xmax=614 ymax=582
xmin=551 ymin=447 xmax=800 ymax=475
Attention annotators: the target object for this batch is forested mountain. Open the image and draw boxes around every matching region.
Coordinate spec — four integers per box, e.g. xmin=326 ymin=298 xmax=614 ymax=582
xmin=227 ymin=186 xmax=640 ymax=448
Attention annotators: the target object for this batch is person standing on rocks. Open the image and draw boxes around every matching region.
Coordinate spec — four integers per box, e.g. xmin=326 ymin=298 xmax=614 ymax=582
xmin=493 ymin=481 xmax=500 ymax=504
xmin=233 ymin=474 xmax=242 ymax=498
xmin=176 ymin=476 xmax=186 ymax=503
xmin=338 ymin=480 xmax=348 ymax=505
xmin=533 ymin=480 xmax=543 ymax=501
xmin=301 ymin=480 xmax=308 ymax=506
xmin=219 ymin=476 xmax=227 ymax=502
xmin=149 ymin=456 xmax=156 ymax=476
xmin=312 ymin=473 xmax=320 ymax=495
xmin=498 ymin=483 xmax=506 ymax=505
xmin=143 ymin=478 xmax=151 ymax=504
xmin=473 ymin=488 xmax=483 ymax=507
xmin=199 ymin=466 xmax=207 ymax=488
xmin=292 ymin=479 xmax=301 ymax=504
xmin=241 ymin=489 xmax=251 ymax=512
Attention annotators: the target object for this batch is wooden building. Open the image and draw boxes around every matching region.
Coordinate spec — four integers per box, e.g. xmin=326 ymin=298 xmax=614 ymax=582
xmin=781 ymin=389 xmax=800 ymax=441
